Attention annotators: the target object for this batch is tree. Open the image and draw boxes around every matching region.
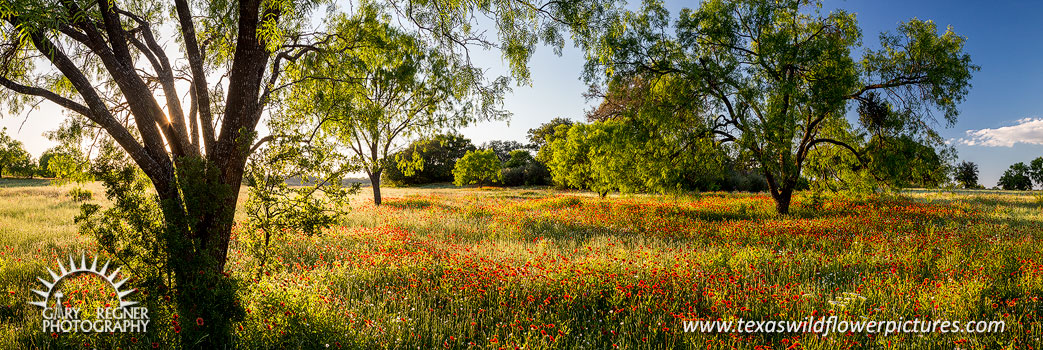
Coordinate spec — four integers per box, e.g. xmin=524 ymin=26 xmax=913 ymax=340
xmin=542 ymin=123 xmax=601 ymax=193
xmin=482 ymin=140 xmax=529 ymax=162
xmin=527 ymin=117 xmax=575 ymax=150
xmin=578 ymin=0 xmax=977 ymax=213
xmin=543 ymin=118 xmax=723 ymax=196
xmin=502 ymin=149 xmax=551 ymax=186
xmin=1029 ymin=157 xmax=1043 ymax=188
xmin=47 ymin=153 xmax=93 ymax=185
xmin=385 ymin=133 xmax=476 ymax=185
xmin=954 ymin=161 xmax=980 ymax=189
xmin=7 ymin=147 xmax=35 ymax=178
xmin=453 ymin=149 xmax=502 ymax=187
xmin=282 ymin=5 xmax=505 ymax=205
xmin=0 ymin=127 xmax=32 ymax=177
xmin=0 ymin=0 xmax=616 ymax=345
xmin=999 ymin=162 xmax=1033 ymax=191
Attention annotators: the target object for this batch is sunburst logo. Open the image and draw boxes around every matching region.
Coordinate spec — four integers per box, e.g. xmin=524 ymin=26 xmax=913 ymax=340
xmin=29 ymin=252 xmax=149 ymax=333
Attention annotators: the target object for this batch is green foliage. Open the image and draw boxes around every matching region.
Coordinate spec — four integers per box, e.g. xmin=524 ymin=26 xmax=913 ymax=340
xmin=6 ymin=149 xmax=34 ymax=178
xmin=453 ymin=149 xmax=502 ymax=187
xmin=954 ymin=161 xmax=981 ymax=189
xmin=482 ymin=140 xmax=529 ymax=162
xmin=542 ymin=117 xmax=724 ymax=196
xmin=1029 ymin=157 xmax=1043 ymax=188
xmin=719 ymin=167 xmax=770 ymax=193
xmin=280 ymin=3 xmax=507 ymax=204
xmin=74 ymin=146 xmax=177 ymax=347
xmin=36 ymin=149 xmax=59 ymax=178
xmin=66 ymin=187 xmax=92 ymax=201
xmin=72 ymin=142 xmax=246 ymax=346
xmin=999 ymin=162 xmax=1033 ymax=191
xmin=863 ymin=135 xmax=952 ymax=188
xmin=505 ymin=149 xmax=535 ymax=169
xmin=501 ymin=149 xmax=550 ymax=186
xmin=576 ymin=0 xmax=977 ymax=212
xmin=385 ymin=133 xmax=476 ymax=185
xmin=542 ymin=123 xmax=599 ymax=193
xmin=47 ymin=152 xmax=92 ymax=185
xmin=527 ymin=118 xmax=574 ymax=150
xmin=0 ymin=127 xmax=33 ymax=178
xmin=244 ymin=113 xmax=358 ymax=278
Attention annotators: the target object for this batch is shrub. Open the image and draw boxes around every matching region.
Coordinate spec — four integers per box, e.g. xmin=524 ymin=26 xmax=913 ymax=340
xmin=501 ymin=150 xmax=550 ymax=186
xmin=66 ymin=187 xmax=93 ymax=201
xmin=453 ymin=150 xmax=502 ymax=187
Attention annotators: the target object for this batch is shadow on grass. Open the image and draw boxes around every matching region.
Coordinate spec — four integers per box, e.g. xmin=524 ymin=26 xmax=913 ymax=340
xmin=0 ymin=178 xmax=51 ymax=188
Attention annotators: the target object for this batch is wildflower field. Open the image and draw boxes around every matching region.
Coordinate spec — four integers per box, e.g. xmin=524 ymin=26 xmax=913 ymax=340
xmin=1 ymin=179 xmax=1041 ymax=349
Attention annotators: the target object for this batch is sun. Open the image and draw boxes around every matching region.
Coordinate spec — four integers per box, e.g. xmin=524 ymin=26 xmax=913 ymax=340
xmin=28 ymin=253 xmax=138 ymax=309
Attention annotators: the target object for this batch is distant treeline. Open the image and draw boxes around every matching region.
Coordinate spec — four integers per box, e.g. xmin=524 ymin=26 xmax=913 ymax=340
xmin=382 ymin=118 xmax=777 ymax=194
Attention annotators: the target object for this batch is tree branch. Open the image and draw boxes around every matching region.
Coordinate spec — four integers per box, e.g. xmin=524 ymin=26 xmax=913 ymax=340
xmin=174 ymin=0 xmax=216 ymax=155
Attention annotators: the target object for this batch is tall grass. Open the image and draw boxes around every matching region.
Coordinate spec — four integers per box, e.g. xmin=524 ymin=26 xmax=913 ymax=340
xmin=2 ymin=181 xmax=1040 ymax=348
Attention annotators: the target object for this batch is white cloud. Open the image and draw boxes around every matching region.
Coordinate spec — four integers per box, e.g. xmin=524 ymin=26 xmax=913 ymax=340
xmin=959 ymin=118 xmax=1043 ymax=147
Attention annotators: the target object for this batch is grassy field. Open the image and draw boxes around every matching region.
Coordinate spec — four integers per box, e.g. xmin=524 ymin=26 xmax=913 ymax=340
xmin=1 ymin=179 xmax=1041 ymax=349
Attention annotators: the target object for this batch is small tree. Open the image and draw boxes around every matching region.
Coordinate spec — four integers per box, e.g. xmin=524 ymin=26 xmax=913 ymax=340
xmin=48 ymin=153 xmax=93 ymax=185
xmin=7 ymin=149 xmax=35 ymax=178
xmin=954 ymin=161 xmax=980 ymax=189
xmin=453 ymin=150 xmax=502 ymax=187
xmin=999 ymin=162 xmax=1033 ymax=191
xmin=1029 ymin=157 xmax=1043 ymax=188
xmin=542 ymin=123 xmax=605 ymax=194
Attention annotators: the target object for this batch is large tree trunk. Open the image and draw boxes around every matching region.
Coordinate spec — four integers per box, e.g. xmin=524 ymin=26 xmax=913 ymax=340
xmin=771 ymin=186 xmax=793 ymax=214
xmin=131 ymin=156 xmax=246 ymax=347
xmin=370 ymin=170 xmax=383 ymax=205
xmin=152 ymin=158 xmax=245 ymax=347
xmin=763 ymin=168 xmax=795 ymax=215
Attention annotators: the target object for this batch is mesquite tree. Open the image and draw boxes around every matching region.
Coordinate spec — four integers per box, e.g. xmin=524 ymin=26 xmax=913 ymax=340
xmin=0 ymin=0 xmax=615 ymax=345
xmin=578 ymin=0 xmax=977 ymax=213
xmin=282 ymin=5 xmax=507 ymax=205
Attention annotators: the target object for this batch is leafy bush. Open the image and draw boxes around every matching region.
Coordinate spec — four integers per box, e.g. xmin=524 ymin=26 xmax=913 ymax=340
xmin=74 ymin=148 xmax=179 ymax=347
xmin=453 ymin=149 xmax=502 ymax=187
xmin=66 ymin=187 xmax=93 ymax=201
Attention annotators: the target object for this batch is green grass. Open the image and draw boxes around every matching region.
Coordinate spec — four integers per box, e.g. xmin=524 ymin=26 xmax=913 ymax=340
xmin=1 ymin=179 xmax=1041 ymax=349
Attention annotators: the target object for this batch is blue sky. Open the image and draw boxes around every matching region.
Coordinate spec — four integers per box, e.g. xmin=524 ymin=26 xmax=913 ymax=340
xmin=3 ymin=0 xmax=1042 ymax=187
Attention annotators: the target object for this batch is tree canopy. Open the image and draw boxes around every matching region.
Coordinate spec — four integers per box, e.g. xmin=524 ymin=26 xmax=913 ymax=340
xmin=453 ymin=149 xmax=502 ymax=187
xmin=954 ymin=160 xmax=980 ymax=189
xmin=576 ymin=0 xmax=977 ymax=213
xmin=999 ymin=162 xmax=1033 ymax=191
xmin=279 ymin=4 xmax=506 ymax=205
xmin=1029 ymin=157 xmax=1043 ymax=188
xmin=0 ymin=127 xmax=33 ymax=177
